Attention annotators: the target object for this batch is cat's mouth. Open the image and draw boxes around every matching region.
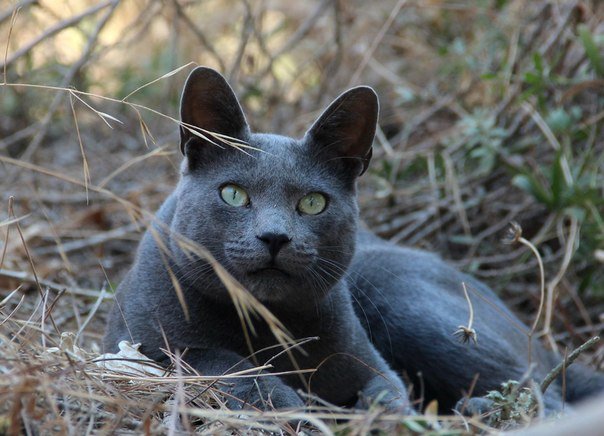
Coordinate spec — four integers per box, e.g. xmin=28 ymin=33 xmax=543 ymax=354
xmin=249 ymin=266 xmax=290 ymax=277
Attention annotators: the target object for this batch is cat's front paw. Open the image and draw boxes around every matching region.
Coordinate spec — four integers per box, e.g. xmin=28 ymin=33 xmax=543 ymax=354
xmin=454 ymin=396 xmax=494 ymax=416
xmin=455 ymin=392 xmax=567 ymax=418
xmin=356 ymin=392 xmax=415 ymax=415
xmin=263 ymin=382 xmax=305 ymax=409
xmin=224 ymin=377 xmax=304 ymax=411
xmin=356 ymin=375 xmax=414 ymax=415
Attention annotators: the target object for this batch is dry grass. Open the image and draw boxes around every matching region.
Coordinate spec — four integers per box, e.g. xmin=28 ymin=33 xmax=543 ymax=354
xmin=1 ymin=0 xmax=603 ymax=434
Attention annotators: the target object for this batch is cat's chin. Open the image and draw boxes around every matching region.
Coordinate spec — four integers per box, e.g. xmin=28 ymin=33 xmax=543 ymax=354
xmin=238 ymin=269 xmax=315 ymax=306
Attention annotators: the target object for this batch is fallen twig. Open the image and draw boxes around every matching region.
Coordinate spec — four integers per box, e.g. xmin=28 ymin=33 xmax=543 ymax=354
xmin=540 ymin=336 xmax=600 ymax=394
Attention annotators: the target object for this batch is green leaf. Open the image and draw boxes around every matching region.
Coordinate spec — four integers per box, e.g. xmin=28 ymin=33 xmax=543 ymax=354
xmin=533 ymin=52 xmax=544 ymax=74
xmin=448 ymin=235 xmax=476 ymax=245
xmin=512 ymin=174 xmax=552 ymax=207
xmin=495 ymin=0 xmax=509 ymax=10
xmin=480 ymin=72 xmax=498 ymax=80
xmin=550 ymin=152 xmax=566 ymax=208
xmin=524 ymin=71 xmax=542 ymax=86
xmin=564 ymin=206 xmax=586 ymax=222
xmin=486 ymin=391 xmax=506 ymax=402
xmin=402 ymin=419 xmax=427 ymax=433
xmin=546 ymin=108 xmax=572 ymax=133
xmin=578 ymin=24 xmax=604 ymax=77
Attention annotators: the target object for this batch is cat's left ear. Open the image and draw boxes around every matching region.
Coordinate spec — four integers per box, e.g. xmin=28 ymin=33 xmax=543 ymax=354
xmin=304 ymin=86 xmax=378 ymax=177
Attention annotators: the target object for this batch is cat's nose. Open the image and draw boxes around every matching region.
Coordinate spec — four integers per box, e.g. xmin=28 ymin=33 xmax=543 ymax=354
xmin=257 ymin=232 xmax=291 ymax=258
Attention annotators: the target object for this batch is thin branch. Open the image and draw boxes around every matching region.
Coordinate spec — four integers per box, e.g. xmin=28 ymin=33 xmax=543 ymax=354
xmin=273 ymin=0 xmax=331 ymax=58
xmin=540 ymin=336 xmax=600 ymax=394
xmin=6 ymin=0 xmax=120 ymax=182
xmin=0 ymin=0 xmax=36 ymax=26
xmin=349 ymin=0 xmax=408 ymax=86
xmin=171 ymin=0 xmax=225 ymax=71
xmin=33 ymin=223 xmax=139 ymax=256
xmin=0 ymin=0 xmax=114 ymax=70
xmin=0 ymin=268 xmax=110 ymax=299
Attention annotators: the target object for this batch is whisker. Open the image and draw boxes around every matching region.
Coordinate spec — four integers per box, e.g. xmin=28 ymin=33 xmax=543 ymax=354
xmin=316 ymin=255 xmax=394 ymax=356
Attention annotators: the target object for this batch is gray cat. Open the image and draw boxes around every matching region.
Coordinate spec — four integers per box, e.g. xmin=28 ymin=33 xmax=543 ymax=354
xmin=104 ymin=67 xmax=603 ymax=414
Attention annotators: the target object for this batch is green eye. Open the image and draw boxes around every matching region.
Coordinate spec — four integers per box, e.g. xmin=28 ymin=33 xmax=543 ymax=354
xmin=298 ymin=192 xmax=327 ymax=215
xmin=220 ymin=184 xmax=249 ymax=207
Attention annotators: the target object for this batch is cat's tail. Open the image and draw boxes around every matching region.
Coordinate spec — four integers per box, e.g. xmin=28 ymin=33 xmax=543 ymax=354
xmin=564 ymin=362 xmax=604 ymax=403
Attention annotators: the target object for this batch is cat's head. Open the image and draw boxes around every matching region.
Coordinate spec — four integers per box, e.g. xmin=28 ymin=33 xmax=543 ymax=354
xmin=171 ymin=67 xmax=378 ymax=309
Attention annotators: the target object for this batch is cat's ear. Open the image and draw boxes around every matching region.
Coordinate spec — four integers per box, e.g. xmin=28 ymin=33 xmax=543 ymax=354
xmin=179 ymin=67 xmax=249 ymax=160
xmin=304 ymin=86 xmax=378 ymax=177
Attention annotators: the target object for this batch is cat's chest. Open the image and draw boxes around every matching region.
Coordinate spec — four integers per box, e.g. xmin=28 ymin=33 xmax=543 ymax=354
xmin=172 ymin=294 xmax=367 ymax=404
xmin=180 ymin=296 xmax=349 ymax=358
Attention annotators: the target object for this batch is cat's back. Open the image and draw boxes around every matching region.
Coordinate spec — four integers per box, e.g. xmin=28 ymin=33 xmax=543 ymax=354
xmin=348 ymin=228 xmax=521 ymax=336
xmin=351 ymin=228 xmax=459 ymax=291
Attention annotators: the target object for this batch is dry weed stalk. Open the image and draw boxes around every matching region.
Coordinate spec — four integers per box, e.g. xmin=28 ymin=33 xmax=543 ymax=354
xmin=1 ymin=294 xmax=471 ymax=434
xmin=503 ymin=222 xmax=545 ymax=366
xmin=541 ymin=215 xmax=580 ymax=353
xmin=1 ymin=0 xmax=602 ymax=433
xmin=453 ymin=282 xmax=477 ymax=345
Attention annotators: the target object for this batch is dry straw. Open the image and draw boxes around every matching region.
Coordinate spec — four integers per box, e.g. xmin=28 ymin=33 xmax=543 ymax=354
xmin=1 ymin=0 xmax=603 ymax=434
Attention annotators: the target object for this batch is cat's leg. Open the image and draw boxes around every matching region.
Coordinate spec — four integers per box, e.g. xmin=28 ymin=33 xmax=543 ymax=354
xmin=183 ymin=348 xmax=304 ymax=410
xmin=356 ymin=363 xmax=414 ymax=414
xmin=348 ymin=319 xmax=415 ymax=414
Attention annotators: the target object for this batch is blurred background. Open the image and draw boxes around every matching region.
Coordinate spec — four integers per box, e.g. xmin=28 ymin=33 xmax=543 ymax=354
xmin=1 ymin=0 xmax=603 ymax=374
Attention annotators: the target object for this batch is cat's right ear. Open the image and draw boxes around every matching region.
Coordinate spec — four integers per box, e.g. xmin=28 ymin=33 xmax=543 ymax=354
xmin=179 ymin=67 xmax=249 ymax=165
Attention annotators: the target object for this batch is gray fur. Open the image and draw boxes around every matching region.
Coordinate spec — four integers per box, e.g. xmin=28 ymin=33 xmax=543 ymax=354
xmin=348 ymin=231 xmax=603 ymax=412
xmin=104 ymin=67 xmax=603 ymax=414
